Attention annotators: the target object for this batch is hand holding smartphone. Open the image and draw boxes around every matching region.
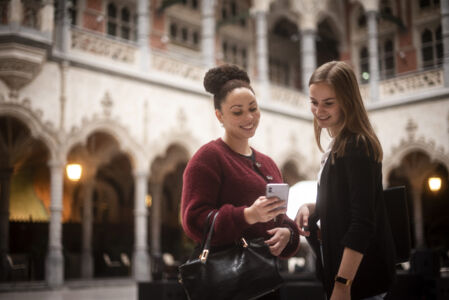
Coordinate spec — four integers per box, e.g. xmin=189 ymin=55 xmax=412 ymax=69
xmin=266 ymin=183 xmax=289 ymax=210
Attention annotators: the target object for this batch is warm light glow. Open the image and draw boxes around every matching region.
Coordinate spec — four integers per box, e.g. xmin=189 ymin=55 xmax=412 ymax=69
xmin=428 ymin=177 xmax=442 ymax=192
xmin=66 ymin=164 xmax=82 ymax=181
xmin=145 ymin=194 xmax=152 ymax=207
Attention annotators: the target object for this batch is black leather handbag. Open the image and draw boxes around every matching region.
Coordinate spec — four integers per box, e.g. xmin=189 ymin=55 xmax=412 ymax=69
xmin=178 ymin=211 xmax=284 ymax=300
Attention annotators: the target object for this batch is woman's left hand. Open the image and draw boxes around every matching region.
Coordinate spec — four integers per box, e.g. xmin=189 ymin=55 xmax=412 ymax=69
xmin=265 ymin=227 xmax=290 ymax=256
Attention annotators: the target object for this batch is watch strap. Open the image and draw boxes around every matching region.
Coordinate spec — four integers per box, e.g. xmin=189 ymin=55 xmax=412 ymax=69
xmin=335 ymin=275 xmax=352 ymax=286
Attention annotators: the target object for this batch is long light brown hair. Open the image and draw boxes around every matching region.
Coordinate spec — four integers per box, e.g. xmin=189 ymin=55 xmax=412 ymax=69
xmin=309 ymin=61 xmax=383 ymax=162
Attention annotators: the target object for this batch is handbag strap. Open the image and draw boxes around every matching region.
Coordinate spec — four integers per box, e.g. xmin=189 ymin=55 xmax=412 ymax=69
xmin=199 ymin=211 xmax=219 ymax=263
xmin=199 ymin=210 xmax=215 ymax=250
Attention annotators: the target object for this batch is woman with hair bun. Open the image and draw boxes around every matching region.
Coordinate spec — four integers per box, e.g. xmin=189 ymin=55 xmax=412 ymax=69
xmin=181 ymin=64 xmax=300 ymax=299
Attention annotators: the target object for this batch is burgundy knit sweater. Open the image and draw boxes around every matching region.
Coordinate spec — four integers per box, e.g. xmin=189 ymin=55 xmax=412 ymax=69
xmin=181 ymin=138 xmax=300 ymax=258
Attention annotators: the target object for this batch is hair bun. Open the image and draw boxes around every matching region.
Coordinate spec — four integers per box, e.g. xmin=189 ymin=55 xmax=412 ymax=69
xmin=203 ymin=64 xmax=250 ymax=95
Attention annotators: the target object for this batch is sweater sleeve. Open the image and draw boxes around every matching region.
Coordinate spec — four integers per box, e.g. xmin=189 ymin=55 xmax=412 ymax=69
xmin=339 ymin=147 xmax=378 ymax=254
xmin=181 ymin=153 xmax=251 ymax=245
xmin=279 ymin=216 xmax=301 ymax=258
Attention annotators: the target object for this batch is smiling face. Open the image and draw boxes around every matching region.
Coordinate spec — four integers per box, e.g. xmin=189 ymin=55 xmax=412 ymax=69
xmin=215 ymin=87 xmax=260 ymax=142
xmin=309 ymin=82 xmax=344 ymax=136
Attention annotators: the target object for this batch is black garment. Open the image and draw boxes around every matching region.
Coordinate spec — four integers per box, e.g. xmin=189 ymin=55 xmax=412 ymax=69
xmin=257 ymin=289 xmax=280 ymax=300
xmin=312 ymin=136 xmax=396 ymax=300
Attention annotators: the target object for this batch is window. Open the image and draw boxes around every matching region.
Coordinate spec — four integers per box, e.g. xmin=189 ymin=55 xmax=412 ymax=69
xmin=357 ymin=7 xmax=366 ymax=28
xmin=0 ymin=0 xmax=7 ymax=24
xmin=180 ymin=0 xmax=199 ymax=10
xmin=421 ymin=25 xmax=442 ymax=69
xmin=170 ymin=23 xmax=178 ymax=39
xmin=269 ymin=57 xmax=290 ymax=86
xmin=107 ymin=2 xmax=136 ymax=41
xmin=70 ymin=0 xmax=78 ymax=25
xmin=222 ymin=42 xmax=228 ymax=60
xmin=419 ymin=0 xmax=439 ymax=9
xmin=22 ymin=0 xmax=41 ymax=29
xmin=360 ymin=47 xmax=370 ymax=83
xmin=107 ymin=3 xmax=118 ymax=36
xmin=379 ymin=39 xmax=395 ymax=79
xmin=192 ymin=31 xmax=199 ymax=46
xmin=221 ymin=39 xmax=248 ymax=69
xmin=380 ymin=0 xmax=393 ymax=16
xmin=168 ymin=19 xmax=201 ymax=50
xmin=120 ymin=7 xmax=131 ymax=40
xmin=181 ymin=27 xmax=188 ymax=42
xmin=220 ymin=1 xmax=248 ymax=28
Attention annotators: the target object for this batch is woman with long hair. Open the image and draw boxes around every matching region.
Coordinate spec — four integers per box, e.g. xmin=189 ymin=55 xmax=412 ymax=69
xmin=296 ymin=61 xmax=396 ymax=300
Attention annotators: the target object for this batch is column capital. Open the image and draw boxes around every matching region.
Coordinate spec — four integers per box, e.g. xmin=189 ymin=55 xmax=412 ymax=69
xmin=201 ymin=0 xmax=216 ymax=14
xmin=48 ymin=158 xmax=66 ymax=169
xmin=133 ymin=169 xmax=149 ymax=179
xmin=291 ymin=0 xmax=326 ymax=31
xmin=250 ymin=0 xmax=273 ymax=14
xmin=359 ymin=0 xmax=379 ymax=13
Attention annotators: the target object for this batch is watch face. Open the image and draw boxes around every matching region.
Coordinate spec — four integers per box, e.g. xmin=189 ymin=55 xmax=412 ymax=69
xmin=335 ymin=276 xmax=351 ymax=286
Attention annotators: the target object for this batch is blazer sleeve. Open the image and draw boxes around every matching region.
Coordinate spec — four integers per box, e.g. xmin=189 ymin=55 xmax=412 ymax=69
xmin=181 ymin=153 xmax=251 ymax=245
xmin=339 ymin=145 xmax=378 ymax=254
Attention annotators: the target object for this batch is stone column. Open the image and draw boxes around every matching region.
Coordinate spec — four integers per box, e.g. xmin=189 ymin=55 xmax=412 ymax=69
xmin=301 ymin=29 xmax=317 ymax=93
xmin=254 ymin=7 xmax=270 ymax=102
xmin=55 ymin=0 xmax=71 ymax=54
xmin=366 ymin=10 xmax=379 ymax=102
xmin=45 ymin=160 xmax=65 ymax=288
xmin=133 ymin=171 xmax=151 ymax=281
xmin=137 ymin=0 xmax=151 ymax=71
xmin=40 ymin=0 xmax=55 ymax=39
xmin=150 ymin=182 xmax=162 ymax=257
xmin=81 ymin=180 xmax=94 ymax=279
xmin=441 ymin=0 xmax=449 ymax=87
xmin=201 ymin=0 xmax=216 ymax=68
xmin=0 ymin=168 xmax=13 ymax=281
xmin=8 ymin=0 xmax=23 ymax=30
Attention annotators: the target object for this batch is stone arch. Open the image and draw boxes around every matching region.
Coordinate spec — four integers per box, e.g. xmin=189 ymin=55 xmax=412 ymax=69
xmin=65 ymin=119 xmax=146 ymax=171
xmin=0 ymin=103 xmax=59 ymax=161
xmin=150 ymin=143 xmax=190 ymax=183
xmin=383 ymin=138 xmax=449 ymax=186
xmin=148 ymin=142 xmax=191 ymax=262
xmin=277 ymin=150 xmax=310 ymax=183
xmin=316 ymin=14 xmax=343 ymax=66
xmin=315 ymin=9 xmax=344 ymax=44
xmin=148 ymin=130 xmax=201 ymax=167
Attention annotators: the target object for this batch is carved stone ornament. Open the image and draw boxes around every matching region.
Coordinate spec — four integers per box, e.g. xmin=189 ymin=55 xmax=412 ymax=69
xmin=101 ymin=92 xmax=113 ymax=117
xmin=0 ymin=43 xmax=46 ymax=93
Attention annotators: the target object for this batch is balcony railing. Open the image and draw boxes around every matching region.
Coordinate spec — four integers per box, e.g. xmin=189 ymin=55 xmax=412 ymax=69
xmin=270 ymin=84 xmax=309 ymax=111
xmin=152 ymin=52 xmax=205 ymax=82
xmin=70 ymin=26 xmax=138 ymax=64
xmin=360 ymin=68 xmax=444 ymax=103
xmin=65 ymin=27 xmax=446 ymax=114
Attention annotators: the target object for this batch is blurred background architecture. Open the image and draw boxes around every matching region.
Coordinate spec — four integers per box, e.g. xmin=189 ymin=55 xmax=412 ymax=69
xmin=0 ymin=0 xmax=448 ymax=298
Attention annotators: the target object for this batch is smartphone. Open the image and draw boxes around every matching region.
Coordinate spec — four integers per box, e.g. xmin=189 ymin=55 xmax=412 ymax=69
xmin=266 ymin=183 xmax=289 ymax=209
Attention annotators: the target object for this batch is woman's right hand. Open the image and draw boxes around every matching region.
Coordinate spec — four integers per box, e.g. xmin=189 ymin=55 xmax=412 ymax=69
xmin=244 ymin=196 xmax=287 ymax=225
xmin=295 ymin=204 xmax=314 ymax=237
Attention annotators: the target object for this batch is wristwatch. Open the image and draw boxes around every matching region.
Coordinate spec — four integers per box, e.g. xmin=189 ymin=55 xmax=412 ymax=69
xmin=335 ymin=275 xmax=352 ymax=286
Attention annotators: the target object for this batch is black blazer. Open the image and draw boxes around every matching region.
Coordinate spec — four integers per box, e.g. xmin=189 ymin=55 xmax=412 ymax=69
xmin=312 ymin=137 xmax=396 ymax=299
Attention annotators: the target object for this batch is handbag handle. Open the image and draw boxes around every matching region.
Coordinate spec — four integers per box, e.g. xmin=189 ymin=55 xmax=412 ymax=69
xmin=199 ymin=211 xmax=219 ymax=263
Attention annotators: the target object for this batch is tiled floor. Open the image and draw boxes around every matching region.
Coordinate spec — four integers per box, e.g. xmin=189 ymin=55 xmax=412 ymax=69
xmin=0 ymin=279 xmax=137 ymax=300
